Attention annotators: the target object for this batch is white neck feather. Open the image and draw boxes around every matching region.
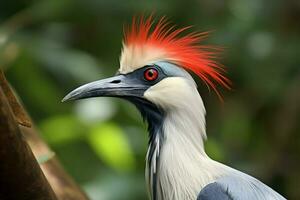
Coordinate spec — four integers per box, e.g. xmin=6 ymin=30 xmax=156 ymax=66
xmin=144 ymin=77 xmax=227 ymax=200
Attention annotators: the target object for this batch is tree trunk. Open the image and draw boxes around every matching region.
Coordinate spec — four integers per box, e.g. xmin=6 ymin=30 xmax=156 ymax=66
xmin=0 ymin=87 xmax=57 ymax=200
xmin=0 ymin=70 xmax=89 ymax=200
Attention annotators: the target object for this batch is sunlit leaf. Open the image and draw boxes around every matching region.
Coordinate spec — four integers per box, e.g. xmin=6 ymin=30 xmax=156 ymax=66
xmin=88 ymin=123 xmax=135 ymax=172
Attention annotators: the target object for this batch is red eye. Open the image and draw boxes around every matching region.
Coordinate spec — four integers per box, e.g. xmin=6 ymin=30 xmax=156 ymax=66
xmin=144 ymin=68 xmax=158 ymax=81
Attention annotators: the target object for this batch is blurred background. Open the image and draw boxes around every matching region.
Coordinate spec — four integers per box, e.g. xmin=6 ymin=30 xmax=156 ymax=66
xmin=1 ymin=0 xmax=299 ymax=199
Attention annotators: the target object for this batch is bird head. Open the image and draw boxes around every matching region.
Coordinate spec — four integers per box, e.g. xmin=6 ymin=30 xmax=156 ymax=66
xmin=63 ymin=16 xmax=230 ymax=118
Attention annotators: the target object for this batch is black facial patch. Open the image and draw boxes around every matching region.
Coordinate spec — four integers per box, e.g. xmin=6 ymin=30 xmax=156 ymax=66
xmin=119 ymin=64 xmax=167 ymax=86
xmin=118 ymin=61 xmax=191 ymax=88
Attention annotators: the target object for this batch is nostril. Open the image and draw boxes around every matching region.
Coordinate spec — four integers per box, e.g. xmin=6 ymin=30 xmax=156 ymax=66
xmin=110 ymin=79 xmax=121 ymax=84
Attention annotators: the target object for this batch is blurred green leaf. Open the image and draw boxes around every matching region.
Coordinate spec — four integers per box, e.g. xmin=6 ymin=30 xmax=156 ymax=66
xmin=6 ymin=51 xmax=66 ymax=117
xmin=221 ymin=102 xmax=251 ymax=147
xmin=205 ymin=138 xmax=225 ymax=161
xmin=40 ymin=114 xmax=84 ymax=144
xmin=88 ymin=122 xmax=136 ymax=172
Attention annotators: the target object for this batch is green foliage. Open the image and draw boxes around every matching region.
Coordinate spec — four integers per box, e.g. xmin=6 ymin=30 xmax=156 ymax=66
xmin=205 ymin=138 xmax=225 ymax=162
xmin=40 ymin=115 xmax=84 ymax=144
xmin=88 ymin=123 xmax=136 ymax=172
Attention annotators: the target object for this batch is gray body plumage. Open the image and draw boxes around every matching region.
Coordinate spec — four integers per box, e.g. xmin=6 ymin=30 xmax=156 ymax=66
xmin=198 ymin=171 xmax=285 ymax=200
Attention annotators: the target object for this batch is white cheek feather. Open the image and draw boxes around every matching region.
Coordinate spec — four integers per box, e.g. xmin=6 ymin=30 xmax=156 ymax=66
xmin=144 ymin=77 xmax=229 ymax=200
xmin=144 ymin=77 xmax=207 ymax=141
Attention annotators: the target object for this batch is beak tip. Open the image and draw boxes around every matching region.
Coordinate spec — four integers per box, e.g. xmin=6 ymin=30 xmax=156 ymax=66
xmin=61 ymin=93 xmax=73 ymax=102
xmin=61 ymin=96 xmax=68 ymax=103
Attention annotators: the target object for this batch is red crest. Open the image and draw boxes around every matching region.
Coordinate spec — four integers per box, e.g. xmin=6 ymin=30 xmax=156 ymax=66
xmin=123 ymin=16 xmax=231 ymax=97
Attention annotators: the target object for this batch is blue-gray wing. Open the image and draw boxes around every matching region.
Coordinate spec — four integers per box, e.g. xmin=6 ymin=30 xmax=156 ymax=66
xmin=197 ymin=174 xmax=286 ymax=200
xmin=197 ymin=182 xmax=232 ymax=200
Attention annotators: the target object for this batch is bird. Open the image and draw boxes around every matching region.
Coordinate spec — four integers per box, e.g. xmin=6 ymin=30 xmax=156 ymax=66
xmin=63 ymin=16 xmax=286 ymax=200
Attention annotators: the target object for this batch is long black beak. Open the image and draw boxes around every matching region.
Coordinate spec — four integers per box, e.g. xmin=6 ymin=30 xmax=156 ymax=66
xmin=62 ymin=74 xmax=148 ymax=102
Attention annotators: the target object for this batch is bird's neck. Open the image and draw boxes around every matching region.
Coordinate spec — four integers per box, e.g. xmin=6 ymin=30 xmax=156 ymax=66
xmin=159 ymin=88 xmax=208 ymax=156
xmin=135 ymin=92 xmax=215 ymax=199
xmin=154 ymin=106 xmax=216 ymax=200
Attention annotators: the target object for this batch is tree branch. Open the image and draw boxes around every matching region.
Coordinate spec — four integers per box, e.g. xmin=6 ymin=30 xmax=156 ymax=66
xmin=21 ymin=125 xmax=89 ymax=200
xmin=0 ymin=70 xmax=89 ymax=200
xmin=0 ymin=87 xmax=57 ymax=200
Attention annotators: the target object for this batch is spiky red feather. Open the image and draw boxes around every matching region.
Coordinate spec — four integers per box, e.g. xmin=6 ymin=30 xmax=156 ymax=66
xmin=124 ymin=16 xmax=231 ymax=96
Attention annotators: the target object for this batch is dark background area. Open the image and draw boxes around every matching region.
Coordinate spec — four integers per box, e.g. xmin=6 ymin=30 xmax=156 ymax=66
xmin=1 ymin=0 xmax=299 ymax=199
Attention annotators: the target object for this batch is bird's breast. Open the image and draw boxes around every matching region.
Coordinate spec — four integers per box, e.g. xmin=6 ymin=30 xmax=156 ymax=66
xmin=146 ymin=138 xmax=224 ymax=200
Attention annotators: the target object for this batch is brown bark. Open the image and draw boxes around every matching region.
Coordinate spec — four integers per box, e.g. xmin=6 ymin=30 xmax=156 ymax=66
xmin=0 ymin=70 xmax=89 ymax=200
xmin=21 ymin=125 xmax=89 ymax=200
xmin=0 ymin=71 xmax=31 ymax=127
xmin=0 ymin=87 xmax=57 ymax=200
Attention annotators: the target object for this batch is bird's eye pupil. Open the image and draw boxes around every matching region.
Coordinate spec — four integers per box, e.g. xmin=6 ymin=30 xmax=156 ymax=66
xmin=144 ymin=68 xmax=158 ymax=81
